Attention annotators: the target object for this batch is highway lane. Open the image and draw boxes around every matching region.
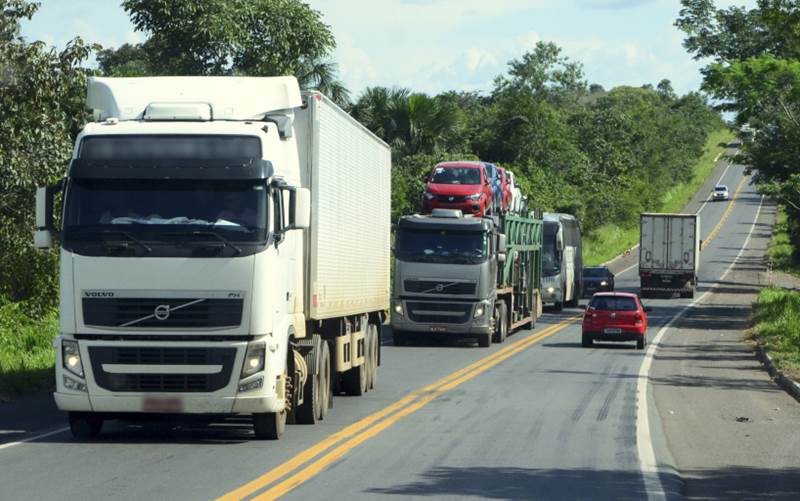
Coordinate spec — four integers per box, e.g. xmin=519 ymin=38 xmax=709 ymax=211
xmin=0 ymin=152 xmax=760 ymax=500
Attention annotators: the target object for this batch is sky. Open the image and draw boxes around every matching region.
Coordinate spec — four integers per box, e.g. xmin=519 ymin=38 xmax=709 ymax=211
xmin=20 ymin=0 xmax=757 ymax=98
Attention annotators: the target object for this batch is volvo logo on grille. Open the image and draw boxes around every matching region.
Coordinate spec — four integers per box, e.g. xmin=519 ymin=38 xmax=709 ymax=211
xmin=154 ymin=304 xmax=171 ymax=321
xmin=435 ymin=284 xmax=444 ymax=292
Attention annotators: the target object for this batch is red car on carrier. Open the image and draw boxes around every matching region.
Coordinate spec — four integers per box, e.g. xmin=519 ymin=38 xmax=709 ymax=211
xmin=582 ymin=292 xmax=650 ymax=349
xmin=422 ymin=161 xmax=493 ymax=217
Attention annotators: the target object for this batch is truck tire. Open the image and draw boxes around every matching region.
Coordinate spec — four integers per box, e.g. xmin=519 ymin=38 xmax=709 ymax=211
xmin=342 ymin=337 xmax=369 ymax=396
xmin=295 ymin=335 xmax=322 ymax=425
xmin=367 ymin=324 xmax=379 ymax=390
xmin=69 ymin=412 xmax=103 ymax=439
xmin=392 ymin=329 xmax=407 ymax=346
xmin=581 ymin=333 xmax=593 ymax=348
xmin=253 ymin=411 xmax=286 ymax=440
xmin=319 ymin=341 xmax=331 ymax=420
xmin=493 ymin=303 xmax=508 ymax=343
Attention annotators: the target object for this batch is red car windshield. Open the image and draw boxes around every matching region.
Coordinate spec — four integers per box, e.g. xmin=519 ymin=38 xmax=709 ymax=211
xmin=430 ymin=167 xmax=481 ymax=185
xmin=590 ymin=297 xmax=638 ymax=311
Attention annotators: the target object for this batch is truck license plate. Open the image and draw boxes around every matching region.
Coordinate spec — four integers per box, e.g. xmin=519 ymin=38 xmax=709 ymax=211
xmin=430 ymin=326 xmax=448 ymax=332
xmin=604 ymin=328 xmax=622 ymax=334
xmin=142 ymin=396 xmax=184 ymax=413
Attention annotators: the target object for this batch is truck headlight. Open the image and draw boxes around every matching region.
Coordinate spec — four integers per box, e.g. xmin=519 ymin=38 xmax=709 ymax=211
xmin=473 ymin=304 xmax=486 ymax=318
xmin=600 ymin=281 xmax=608 ymax=286
xmin=62 ymin=340 xmax=84 ymax=378
xmin=547 ymin=286 xmax=555 ymax=294
xmin=241 ymin=342 xmax=266 ymax=378
xmin=394 ymin=302 xmax=404 ymax=316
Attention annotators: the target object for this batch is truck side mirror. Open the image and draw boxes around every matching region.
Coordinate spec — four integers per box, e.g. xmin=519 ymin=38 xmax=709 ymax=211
xmin=287 ymin=187 xmax=310 ymax=230
xmin=34 ymin=182 xmax=63 ymax=250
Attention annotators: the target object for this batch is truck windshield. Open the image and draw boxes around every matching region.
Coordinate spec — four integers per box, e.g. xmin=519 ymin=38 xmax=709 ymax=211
xmin=430 ymin=167 xmax=481 ymax=185
xmin=395 ymin=229 xmax=487 ymax=264
xmin=542 ymin=222 xmax=560 ymax=277
xmin=63 ymin=178 xmax=268 ymax=252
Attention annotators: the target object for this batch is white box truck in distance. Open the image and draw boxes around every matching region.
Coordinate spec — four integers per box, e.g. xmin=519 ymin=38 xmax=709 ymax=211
xmin=34 ymin=77 xmax=391 ymax=440
xmin=639 ymin=213 xmax=700 ymax=299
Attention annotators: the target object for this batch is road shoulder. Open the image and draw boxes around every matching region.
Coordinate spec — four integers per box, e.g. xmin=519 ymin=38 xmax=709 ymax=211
xmin=650 ymin=198 xmax=800 ymax=499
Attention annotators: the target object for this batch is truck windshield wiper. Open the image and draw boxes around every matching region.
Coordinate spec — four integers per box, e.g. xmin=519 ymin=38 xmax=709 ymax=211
xmin=74 ymin=228 xmax=152 ymax=255
xmin=165 ymin=230 xmax=243 ymax=255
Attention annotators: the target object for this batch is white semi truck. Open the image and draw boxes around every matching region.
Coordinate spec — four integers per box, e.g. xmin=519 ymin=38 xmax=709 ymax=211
xmin=639 ymin=213 xmax=700 ymax=298
xmin=34 ymin=77 xmax=391 ymax=440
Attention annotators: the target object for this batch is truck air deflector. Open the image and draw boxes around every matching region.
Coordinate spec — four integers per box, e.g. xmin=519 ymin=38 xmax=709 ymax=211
xmin=69 ymin=158 xmax=273 ymax=180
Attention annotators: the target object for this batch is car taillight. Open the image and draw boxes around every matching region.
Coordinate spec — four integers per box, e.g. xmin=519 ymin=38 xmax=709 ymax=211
xmin=634 ymin=313 xmax=643 ymax=324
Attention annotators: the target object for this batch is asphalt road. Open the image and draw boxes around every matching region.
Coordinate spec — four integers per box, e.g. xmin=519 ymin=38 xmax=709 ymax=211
xmin=1 ymin=146 xmax=794 ymax=500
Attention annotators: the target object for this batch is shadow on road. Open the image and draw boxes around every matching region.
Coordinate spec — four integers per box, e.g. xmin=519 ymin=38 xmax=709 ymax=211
xmin=366 ymin=465 xmax=800 ymax=500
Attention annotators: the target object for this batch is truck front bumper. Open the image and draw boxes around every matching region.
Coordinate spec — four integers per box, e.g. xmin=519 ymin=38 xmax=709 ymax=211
xmin=54 ymin=391 xmax=283 ymax=414
xmin=391 ymin=299 xmax=493 ymax=335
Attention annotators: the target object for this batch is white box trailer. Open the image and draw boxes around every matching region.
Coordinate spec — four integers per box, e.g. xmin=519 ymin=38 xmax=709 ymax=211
xmin=296 ymin=92 xmax=391 ymax=320
xmin=36 ymin=77 xmax=390 ymax=440
xmin=639 ymin=213 xmax=700 ymax=298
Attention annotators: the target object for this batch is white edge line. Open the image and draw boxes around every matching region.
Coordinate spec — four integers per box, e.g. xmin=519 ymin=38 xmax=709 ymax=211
xmin=636 ymin=193 xmax=765 ymax=501
xmin=0 ymin=426 xmax=70 ymax=451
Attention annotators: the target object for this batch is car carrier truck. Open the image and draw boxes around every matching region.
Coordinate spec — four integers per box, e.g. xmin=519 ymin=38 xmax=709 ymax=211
xmin=391 ymin=209 xmax=543 ymax=347
xmin=34 ymin=76 xmax=391 ymax=440
xmin=639 ymin=212 xmax=700 ymax=298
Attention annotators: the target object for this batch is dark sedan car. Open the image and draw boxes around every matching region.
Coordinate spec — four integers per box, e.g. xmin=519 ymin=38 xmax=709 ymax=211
xmin=582 ymin=266 xmax=615 ymax=297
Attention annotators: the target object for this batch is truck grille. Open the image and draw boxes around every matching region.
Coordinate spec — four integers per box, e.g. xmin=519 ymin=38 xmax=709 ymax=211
xmin=406 ymin=301 xmax=472 ymax=324
xmin=82 ymin=298 xmax=243 ymax=328
xmin=88 ymin=346 xmax=236 ymax=393
xmin=404 ymin=280 xmax=476 ymax=295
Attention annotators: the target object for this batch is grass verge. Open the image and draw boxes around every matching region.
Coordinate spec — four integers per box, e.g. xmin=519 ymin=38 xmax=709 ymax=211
xmin=751 ymin=287 xmax=800 ymax=381
xmin=583 ymin=127 xmax=735 ymax=265
xmin=767 ymin=206 xmax=800 ymax=277
xmin=0 ymin=302 xmax=59 ymax=401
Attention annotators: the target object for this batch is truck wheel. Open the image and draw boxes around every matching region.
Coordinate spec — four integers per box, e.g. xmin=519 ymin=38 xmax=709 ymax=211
xmin=253 ymin=411 xmax=286 ymax=440
xmin=581 ymin=333 xmax=593 ymax=348
xmin=493 ymin=303 xmax=508 ymax=343
xmin=69 ymin=412 xmax=103 ymax=439
xmin=295 ymin=336 xmax=322 ymax=425
xmin=319 ymin=341 xmax=331 ymax=420
xmin=342 ymin=339 xmax=368 ymax=396
xmin=367 ymin=324 xmax=379 ymax=390
xmin=392 ymin=330 xmax=407 ymax=346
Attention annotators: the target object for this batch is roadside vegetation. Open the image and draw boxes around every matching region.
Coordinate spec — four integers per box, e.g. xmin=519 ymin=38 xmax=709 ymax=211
xmin=751 ymin=287 xmax=800 ymax=380
xmin=1 ymin=0 xmax=725 ymax=398
xmin=767 ymin=207 xmax=800 ymax=277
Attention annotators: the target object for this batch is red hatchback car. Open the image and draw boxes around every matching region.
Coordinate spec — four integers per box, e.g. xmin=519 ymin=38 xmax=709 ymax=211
xmin=497 ymin=166 xmax=511 ymax=212
xmin=582 ymin=292 xmax=650 ymax=349
xmin=422 ymin=161 xmax=493 ymax=217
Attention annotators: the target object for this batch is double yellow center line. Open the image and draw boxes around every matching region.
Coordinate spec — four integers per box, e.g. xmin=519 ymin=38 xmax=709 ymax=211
xmin=218 ymin=314 xmax=581 ymax=501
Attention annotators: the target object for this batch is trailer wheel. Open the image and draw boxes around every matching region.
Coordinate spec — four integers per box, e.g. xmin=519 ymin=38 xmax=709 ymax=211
xmin=319 ymin=341 xmax=331 ymax=420
xmin=295 ymin=336 xmax=322 ymax=425
xmin=367 ymin=324 xmax=379 ymax=390
xmin=253 ymin=411 xmax=286 ymax=440
xmin=69 ymin=412 xmax=103 ymax=440
xmin=493 ymin=303 xmax=508 ymax=343
xmin=342 ymin=339 xmax=368 ymax=396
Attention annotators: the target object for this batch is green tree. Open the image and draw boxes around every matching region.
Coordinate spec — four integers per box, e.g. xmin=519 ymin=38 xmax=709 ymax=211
xmin=104 ymin=0 xmax=350 ymax=105
xmin=0 ymin=0 xmax=97 ymax=307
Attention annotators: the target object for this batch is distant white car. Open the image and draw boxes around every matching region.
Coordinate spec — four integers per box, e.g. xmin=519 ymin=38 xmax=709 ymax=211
xmin=713 ymin=184 xmax=729 ymax=201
